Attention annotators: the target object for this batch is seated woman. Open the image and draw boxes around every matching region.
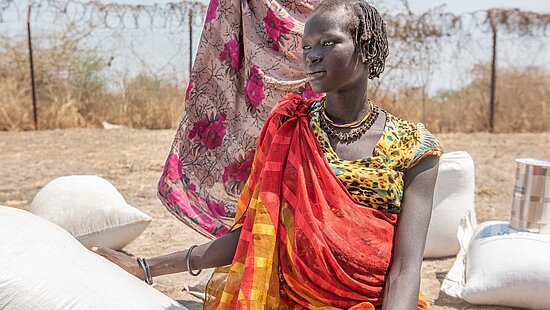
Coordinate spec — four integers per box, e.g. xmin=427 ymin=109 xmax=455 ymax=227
xmin=93 ymin=0 xmax=442 ymax=308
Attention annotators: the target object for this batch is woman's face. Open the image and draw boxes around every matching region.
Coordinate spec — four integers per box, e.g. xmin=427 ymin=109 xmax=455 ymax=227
xmin=302 ymin=9 xmax=369 ymax=94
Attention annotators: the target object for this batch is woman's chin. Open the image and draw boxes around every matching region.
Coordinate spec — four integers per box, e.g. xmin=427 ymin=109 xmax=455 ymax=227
xmin=308 ymin=82 xmax=327 ymax=94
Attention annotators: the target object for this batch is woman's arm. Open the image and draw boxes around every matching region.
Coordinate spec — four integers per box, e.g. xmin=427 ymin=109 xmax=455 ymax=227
xmin=92 ymin=227 xmax=241 ymax=279
xmin=381 ymin=155 xmax=439 ymax=310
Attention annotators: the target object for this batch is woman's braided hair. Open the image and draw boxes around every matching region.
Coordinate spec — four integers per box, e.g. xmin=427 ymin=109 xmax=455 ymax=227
xmin=313 ymin=0 xmax=389 ymax=79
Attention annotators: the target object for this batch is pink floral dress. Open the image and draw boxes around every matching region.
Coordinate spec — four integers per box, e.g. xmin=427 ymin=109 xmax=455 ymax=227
xmin=158 ymin=0 xmax=322 ymax=238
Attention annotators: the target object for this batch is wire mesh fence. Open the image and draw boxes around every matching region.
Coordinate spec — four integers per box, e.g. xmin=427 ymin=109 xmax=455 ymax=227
xmin=0 ymin=0 xmax=206 ymax=130
xmin=0 ymin=0 xmax=548 ymax=132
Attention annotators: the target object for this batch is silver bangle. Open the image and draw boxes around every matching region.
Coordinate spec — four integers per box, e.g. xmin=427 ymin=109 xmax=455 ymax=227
xmin=137 ymin=257 xmax=153 ymax=285
xmin=185 ymin=245 xmax=202 ymax=276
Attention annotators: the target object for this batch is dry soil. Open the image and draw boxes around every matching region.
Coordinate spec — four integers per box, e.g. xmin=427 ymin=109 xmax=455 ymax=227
xmin=1 ymin=128 xmax=549 ymax=309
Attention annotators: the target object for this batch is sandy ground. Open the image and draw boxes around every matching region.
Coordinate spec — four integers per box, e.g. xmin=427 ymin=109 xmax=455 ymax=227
xmin=1 ymin=128 xmax=549 ymax=309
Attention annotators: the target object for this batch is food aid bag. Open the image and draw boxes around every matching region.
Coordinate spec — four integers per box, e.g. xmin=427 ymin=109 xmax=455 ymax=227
xmin=442 ymin=214 xmax=550 ymax=309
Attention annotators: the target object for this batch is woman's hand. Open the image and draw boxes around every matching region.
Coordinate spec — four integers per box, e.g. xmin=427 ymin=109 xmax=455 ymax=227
xmin=89 ymin=227 xmax=242 ymax=280
xmin=91 ymin=246 xmax=144 ymax=279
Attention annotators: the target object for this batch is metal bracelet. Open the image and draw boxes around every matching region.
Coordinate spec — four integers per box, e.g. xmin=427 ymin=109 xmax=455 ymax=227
xmin=137 ymin=257 xmax=153 ymax=285
xmin=185 ymin=245 xmax=202 ymax=276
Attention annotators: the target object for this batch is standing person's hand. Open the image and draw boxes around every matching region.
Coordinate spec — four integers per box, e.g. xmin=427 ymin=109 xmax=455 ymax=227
xmin=91 ymin=246 xmax=143 ymax=279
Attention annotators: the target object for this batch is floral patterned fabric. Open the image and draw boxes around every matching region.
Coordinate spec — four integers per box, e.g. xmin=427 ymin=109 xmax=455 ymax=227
xmin=158 ymin=0 xmax=323 ymax=238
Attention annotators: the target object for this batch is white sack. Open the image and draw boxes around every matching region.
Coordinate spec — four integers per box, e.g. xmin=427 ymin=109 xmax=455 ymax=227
xmin=424 ymin=151 xmax=476 ymax=258
xmin=29 ymin=175 xmax=151 ymax=249
xmin=442 ymin=217 xmax=550 ymax=309
xmin=0 ymin=206 xmax=187 ymax=310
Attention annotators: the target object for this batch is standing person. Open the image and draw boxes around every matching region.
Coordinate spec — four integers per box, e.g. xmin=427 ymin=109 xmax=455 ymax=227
xmin=158 ymin=0 xmax=323 ymax=239
xmin=94 ymin=0 xmax=442 ymax=308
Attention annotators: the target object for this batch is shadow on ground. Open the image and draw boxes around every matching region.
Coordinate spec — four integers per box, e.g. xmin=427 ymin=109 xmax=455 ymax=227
xmin=177 ymin=300 xmax=203 ymax=310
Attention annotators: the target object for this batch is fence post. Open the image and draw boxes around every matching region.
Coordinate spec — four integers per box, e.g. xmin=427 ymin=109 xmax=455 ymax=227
xmin=488 ymin=10 xmax=498 ymax=133
xmin=27 ymin=3 xmax=38 ymax=130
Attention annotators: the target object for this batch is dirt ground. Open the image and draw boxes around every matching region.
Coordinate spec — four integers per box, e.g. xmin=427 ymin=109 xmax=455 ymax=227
xmin=1 ymin=128 xmax=549 ymax=309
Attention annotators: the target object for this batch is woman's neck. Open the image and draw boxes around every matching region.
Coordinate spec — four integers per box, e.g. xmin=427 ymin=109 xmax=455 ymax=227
xmin=324 ymin=87 xmax=370 ymax=125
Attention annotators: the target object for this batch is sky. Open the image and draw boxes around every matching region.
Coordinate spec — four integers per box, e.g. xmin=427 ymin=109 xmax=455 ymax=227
xmin=65 ymin=0 xmax=550 ymax=92
xmin=101 ymin=0 xmax=550 ymax=14
xmin=3 ymin=0 xmax=547 ymax=93
xmin=405 ymin=0 xmax=550 ymax=14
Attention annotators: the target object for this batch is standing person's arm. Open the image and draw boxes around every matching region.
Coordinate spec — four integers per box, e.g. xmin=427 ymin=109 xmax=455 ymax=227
xmin=381 ymin=155 xmax=439 ymax=310
xmin=92 ymin=227 xmax=241 ymax=279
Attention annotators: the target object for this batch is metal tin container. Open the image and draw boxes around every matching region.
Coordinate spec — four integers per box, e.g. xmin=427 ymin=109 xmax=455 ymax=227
xmin=510 ymin=158 xmax=550 ymax=233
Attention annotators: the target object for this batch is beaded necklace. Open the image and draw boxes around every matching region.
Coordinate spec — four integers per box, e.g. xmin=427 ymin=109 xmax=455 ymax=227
xmin=322 ymin=98 xmax=374 ymax=128
xmin=319 ymin=98 xmax=379 ymax=142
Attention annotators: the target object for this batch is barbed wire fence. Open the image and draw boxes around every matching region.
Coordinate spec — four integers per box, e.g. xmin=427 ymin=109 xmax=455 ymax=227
xmin=0 ymin=0 xmax=206 ymax=130
xmin=0 ymin=0 xmax=549 ymax=132
xmin=4 ymin=0 xmax=207 ymax=77
xmin=374 ymin=4 xmax=550 ymax=132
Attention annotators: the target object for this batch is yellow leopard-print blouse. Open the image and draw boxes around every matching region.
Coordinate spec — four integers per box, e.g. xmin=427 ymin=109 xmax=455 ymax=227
xmin=311 ymin=100 xmax=443 ymax=213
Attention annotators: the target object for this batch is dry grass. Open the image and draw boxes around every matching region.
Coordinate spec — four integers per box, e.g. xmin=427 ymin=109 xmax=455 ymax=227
xmin=0 ymin=77 xmax=34 ymax=131
xmin=378 ymin=65 xmax=550 ymax=133
xmin=96 ymin=75 xmax=186 ymax=130
xmin=0 ymin=35 xmax=185 ymax=131
xmin=0 ymin=35 xmax=547 ymax=132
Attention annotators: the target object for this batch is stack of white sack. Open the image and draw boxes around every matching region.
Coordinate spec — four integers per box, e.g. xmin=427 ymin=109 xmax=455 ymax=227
xmin=0 ymin=206 xmax=187 ymax=310
xmin=424 ymin=151 xmax=477 ymax=258
xmin=29 ymin=175 xmax=152 ymax=250
xmin=442 ymin=215 xmax=550 ymax=309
